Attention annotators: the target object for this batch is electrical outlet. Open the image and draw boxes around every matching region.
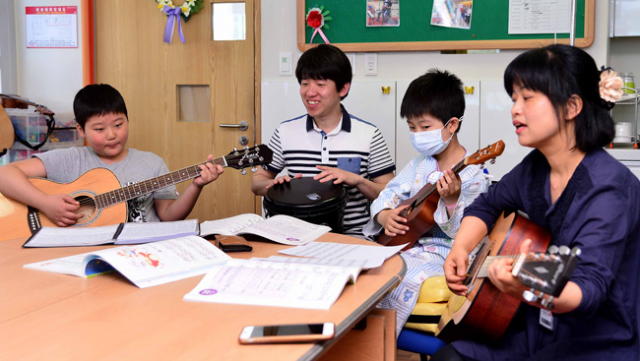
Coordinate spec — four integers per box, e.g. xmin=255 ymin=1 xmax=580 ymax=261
xmin=279 ymin=52 xmax=293 ymax=76
xmin=364 ymin=53 xmax=377 ymax=76
xmin=346 ymin=52 xmax=356 ymax=75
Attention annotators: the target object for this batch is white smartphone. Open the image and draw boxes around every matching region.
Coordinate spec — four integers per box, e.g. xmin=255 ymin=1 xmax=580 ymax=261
xmin=238 ymin=322 xmax=335 ymax=344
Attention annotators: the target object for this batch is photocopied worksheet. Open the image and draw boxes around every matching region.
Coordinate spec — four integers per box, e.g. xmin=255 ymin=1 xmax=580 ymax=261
xmin=183 ymin=259 xmax=362 ymax=310
xmin=277 ymin=241 xmax=407 ymax=267
xmin=200 ymin=214 xmax=330 ymax=246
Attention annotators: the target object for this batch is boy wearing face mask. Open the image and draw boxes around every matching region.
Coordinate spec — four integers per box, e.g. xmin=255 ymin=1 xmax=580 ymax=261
xmin=364 ymin=69 xmax=490 ymax=336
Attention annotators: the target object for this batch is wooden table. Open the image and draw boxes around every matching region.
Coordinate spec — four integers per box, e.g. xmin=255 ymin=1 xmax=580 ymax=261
xmin=0 ymin=233 xmax=405 ymax=360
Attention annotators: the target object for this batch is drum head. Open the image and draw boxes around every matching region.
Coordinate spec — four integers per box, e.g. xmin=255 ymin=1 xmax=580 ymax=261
xmin=264 ymin=177 xmax=345 ymax=210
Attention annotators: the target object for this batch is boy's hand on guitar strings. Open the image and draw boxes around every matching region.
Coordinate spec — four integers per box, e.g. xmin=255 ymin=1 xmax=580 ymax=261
xmin=193 ymin=155 xmax=224 ymax=188
xmin=378 ymin=205 xmax=410 ymax=236
xmin=436 ymin=169 xmax=462 ymax=206
xmin=41 ymin=194 xmax=83 ymax=227
xmin=266 ymin=173 xmax=302 ymax=189
xmin=444 ymin=247 xmax=471 ymax=295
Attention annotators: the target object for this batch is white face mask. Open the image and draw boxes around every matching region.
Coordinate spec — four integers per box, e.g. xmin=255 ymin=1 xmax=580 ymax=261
xmin=410 ymin=118 xmax=457 ymax=156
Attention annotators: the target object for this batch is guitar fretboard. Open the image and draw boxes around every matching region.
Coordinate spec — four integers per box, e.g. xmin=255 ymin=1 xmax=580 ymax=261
xmin=94 ymin=157 xmax=226 ymax=209
xmin=411 ymin=158 xmax=467 ymax=209
xmin=476 ymin=255 xmax=519 ymax=278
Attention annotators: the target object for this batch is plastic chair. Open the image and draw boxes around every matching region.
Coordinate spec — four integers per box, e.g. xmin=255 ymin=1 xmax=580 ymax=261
xmin=397 ymin=328 xmax=445 ymax=360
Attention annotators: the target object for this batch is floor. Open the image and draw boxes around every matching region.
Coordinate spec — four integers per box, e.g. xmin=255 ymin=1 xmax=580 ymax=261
xmin=397 ymin=349 xmax=422 ymax=361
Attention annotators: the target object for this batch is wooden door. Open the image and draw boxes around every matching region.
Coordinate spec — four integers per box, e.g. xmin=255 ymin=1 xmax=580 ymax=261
xmin=95 ymin=0 xmax=260 ymax=221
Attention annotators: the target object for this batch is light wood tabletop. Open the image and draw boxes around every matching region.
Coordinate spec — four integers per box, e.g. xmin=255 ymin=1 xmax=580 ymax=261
xmin=0 ymin=233 xmax=405 ymax=360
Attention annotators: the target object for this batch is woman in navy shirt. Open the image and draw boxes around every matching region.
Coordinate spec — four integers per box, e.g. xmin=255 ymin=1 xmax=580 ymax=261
xmin=436 ymin=45 xmax=640 ymax=360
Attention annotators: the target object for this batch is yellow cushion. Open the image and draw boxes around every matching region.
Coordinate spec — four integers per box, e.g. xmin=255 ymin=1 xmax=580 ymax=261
xmin=404 ymin=276 xmax=453 ymax=333
xmin=416 ymin=276 xmax=454 ymax=303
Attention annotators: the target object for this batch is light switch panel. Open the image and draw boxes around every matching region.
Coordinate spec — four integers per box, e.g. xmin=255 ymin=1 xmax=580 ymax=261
xmin=279 ymin=52 xmax=293 ymax=76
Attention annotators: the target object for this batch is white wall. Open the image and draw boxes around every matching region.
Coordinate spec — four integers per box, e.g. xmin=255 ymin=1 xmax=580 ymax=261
xmin=261 ymin=1 xmax=610 ymax=84
xmin=0 ymin=0 xmax=18 ymax=93
xmin=14 ymin=0 xmax=84 ymax=119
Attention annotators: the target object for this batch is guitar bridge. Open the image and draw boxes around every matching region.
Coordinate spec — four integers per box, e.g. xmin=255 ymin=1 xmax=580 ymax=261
xmin=27 ymin=206 xmax=42 ymax=234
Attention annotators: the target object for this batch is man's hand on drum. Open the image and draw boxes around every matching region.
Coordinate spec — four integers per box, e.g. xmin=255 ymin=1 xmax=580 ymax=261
xmin=377 ymin=205 xmax=410 ymax=236
xmin=314 ymin=165 xmax=362 ymax=187
xmin=265 ymin=173 xmax=302 ymax=189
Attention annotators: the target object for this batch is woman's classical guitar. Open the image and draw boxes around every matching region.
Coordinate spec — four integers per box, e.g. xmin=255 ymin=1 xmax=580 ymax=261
xmin=376 ymin=141 xmax=505 ymax=251
xmin=0 ymin=145 xmax=272 ymax=241
xmin=436 ymin=211 xmax=580 ymax=343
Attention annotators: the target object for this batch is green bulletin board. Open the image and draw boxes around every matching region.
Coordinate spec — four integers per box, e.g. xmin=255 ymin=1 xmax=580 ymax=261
xmin=297 ymin=0 xmax=595 ymax=52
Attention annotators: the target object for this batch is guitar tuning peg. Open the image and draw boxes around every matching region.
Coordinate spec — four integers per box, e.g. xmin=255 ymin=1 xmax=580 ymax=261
xmin=251 ymin=166 xmax=257 ymax=173
xmin=249 ymin=158 xmax=254 ymax=164
xmin=240 ymin=168 xmax=247 ymax=175
xmin=571 ymin=247 xmax=582 ymax=257
xmin=480 ymin=164 xmax=485 ymax=169
xmin=490 ymin=159 xmax=496 ymax=164
xmin=262 ymin=165 xmax=268 ymax=170
xmin=558 ymin=246 xmax=571 ymax=256
xmin=255 ymin=145 xmax=260 ymax=152
xmin=244 ymin=146 xmax=249 ymax=151
xmin=541 ymin=296 xmax=555 ymax=310
xmin=547 ymin=245 xmax=559 ymax=255
xmin=258 ymin=156 xmax=264 ymax=162
xmin=233 ymin=148 xmax=239 ymax=156
xmin=523 ymin=289 xmax=540 ymax=303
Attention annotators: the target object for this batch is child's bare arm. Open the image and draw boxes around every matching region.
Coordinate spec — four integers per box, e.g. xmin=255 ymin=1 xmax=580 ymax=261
xmin=155 ymin=158 xmax=224 ymax=221
xmin=0 ymin=158 xmax=81 ymax=226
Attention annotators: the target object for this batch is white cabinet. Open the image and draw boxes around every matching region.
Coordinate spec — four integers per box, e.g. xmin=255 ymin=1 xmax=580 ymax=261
xmin=478 ymin=81 xmax=529 ymax=180
xmin=610 ymin=0 xmax=640 ymax=37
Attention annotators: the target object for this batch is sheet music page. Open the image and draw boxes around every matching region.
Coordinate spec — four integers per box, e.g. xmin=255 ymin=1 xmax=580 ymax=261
xmin=263 ymin=254 xmax=382 ymax=270
xmin=23 ymin=224 xmax=120 ymax=247
xmin=238 ymin=215 xmax=330 ymax=245
xmin=183 ymin=259 xmax=355 ymax=309
xmin=96 ymin=236 xmax=231 ymax=288
xmin=115 ymin=219 xmax=199 ymax=244
xmin=278 ymin=242 xmax=407 ymax=263
xmin=508 ymin=0 xmax=570 ymax=34
xmin=23 ymin=252 xmax=92 ymax=277
xmin=200 ymin=213 xmax=264 ymax=236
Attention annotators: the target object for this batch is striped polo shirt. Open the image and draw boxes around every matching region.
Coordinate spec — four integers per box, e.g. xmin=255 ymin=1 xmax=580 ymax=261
xmin=266 ymin=105 xmax=396 ymax=238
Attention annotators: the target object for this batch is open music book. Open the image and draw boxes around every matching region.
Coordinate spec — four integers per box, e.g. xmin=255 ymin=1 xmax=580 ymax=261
xmin=23 ymin=236 xmax=231 ymax=288
xmin=22 ymin=219 xmax=199 ymax=248
xmin=199 ymin=214 xmax=331 ymax=246
xmin=183 ymin=258 xmax=364 ymax=310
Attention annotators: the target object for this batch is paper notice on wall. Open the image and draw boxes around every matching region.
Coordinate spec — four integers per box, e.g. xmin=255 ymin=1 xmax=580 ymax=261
xmin=508 ymin=0 xmax=571 ymax=35
xmin=26 ymin=6 xmax=78 ymax=48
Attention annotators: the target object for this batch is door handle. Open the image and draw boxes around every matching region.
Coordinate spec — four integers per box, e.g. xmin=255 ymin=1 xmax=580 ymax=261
xmin=219 ymin=120 xmax=248 ymax=131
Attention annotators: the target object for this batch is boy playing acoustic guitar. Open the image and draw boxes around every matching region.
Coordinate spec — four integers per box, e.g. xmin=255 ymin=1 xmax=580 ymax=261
xmin=363 ymin=69 xmax=490 ymax=335
xmin=0 ymin=84 xmax=223 ymax=227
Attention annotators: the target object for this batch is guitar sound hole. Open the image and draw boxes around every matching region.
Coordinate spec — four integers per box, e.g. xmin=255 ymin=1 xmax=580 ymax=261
xmin=74 ymin=195 xmax=97 ymax=225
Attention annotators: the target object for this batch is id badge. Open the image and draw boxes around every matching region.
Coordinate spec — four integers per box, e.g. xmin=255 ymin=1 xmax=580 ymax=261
xmin=539 ymin=309 xmax=554 ymax=331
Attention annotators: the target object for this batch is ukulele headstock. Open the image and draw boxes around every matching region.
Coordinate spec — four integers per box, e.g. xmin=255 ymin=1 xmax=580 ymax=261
xmin=465 ymin=140 xmax=505 ymax=166
xmin=512 ymin=246 xmax=581 ymax=309
xmin=224 ymin=145 xmax=273 ymax=174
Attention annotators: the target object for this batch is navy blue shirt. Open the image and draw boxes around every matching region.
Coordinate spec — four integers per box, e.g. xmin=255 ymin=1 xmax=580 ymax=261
xmin=453 ymin=149 xmax=640 ymax=360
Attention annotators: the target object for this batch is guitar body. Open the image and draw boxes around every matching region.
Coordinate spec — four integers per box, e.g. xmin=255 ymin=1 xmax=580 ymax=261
xmin=376 ymin=182 xmax=440 ymax=251
xmin=0 ymin=104 xmax=15 ymax=156
xmin=436 ymin=211 xmax=551 ymax=343
xmin=0 ymin=168 xmax=127 ymax=241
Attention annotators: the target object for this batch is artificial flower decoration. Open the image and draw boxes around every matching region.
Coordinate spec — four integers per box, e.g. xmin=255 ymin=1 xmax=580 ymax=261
xmin=155 ymin=0 xmax=204 ymax=44
xmin=599 ymin=68 xmax=624 ymax=103
xmin=306 ymin=5 xmax=332 ymax=44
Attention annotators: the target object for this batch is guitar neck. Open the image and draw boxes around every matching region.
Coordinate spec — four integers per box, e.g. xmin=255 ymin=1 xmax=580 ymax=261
xmin=95 ymin=156 xmax=227 ymax=209
xmin=412 ymin=158 xmax=467 ymax=207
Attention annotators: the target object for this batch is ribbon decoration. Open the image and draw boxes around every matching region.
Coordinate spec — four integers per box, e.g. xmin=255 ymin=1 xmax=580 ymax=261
xmin=163 ymin=5 xmax=186 ymax=44
xmin=310 ymin=28 xmax=330 ymax=45
xmin=306 ymin=5 xmax=332 ymax=45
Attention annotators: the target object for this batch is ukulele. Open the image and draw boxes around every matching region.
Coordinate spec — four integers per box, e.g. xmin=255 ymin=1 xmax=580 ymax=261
xmin=376 ymin=140 xmax=505 ymax=251
xmin=436 ymin=211 xmax=580 ymax=343
xmin=0 ymin=145 xmax=273 ymax=241
xmin=0 ymin=93 xmax=56 ymax=151
xmin=0 ymin=104 xmax=14 ymax=157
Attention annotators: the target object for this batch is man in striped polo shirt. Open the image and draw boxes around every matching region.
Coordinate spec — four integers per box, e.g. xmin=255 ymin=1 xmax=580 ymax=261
xmin=251 ymin=44 xmax=395 ymax=239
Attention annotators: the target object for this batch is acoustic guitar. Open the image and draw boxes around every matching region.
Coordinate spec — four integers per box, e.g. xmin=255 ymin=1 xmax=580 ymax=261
xmin=0 ymin=104 xmax=14 ymax=157
xmin=376 ymin=140 xmax=505 ymax=251
xmin=0 ymin=145 xmax=273 ymax=241
xmin=436 ymin=211 xmax=580 ymax=343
